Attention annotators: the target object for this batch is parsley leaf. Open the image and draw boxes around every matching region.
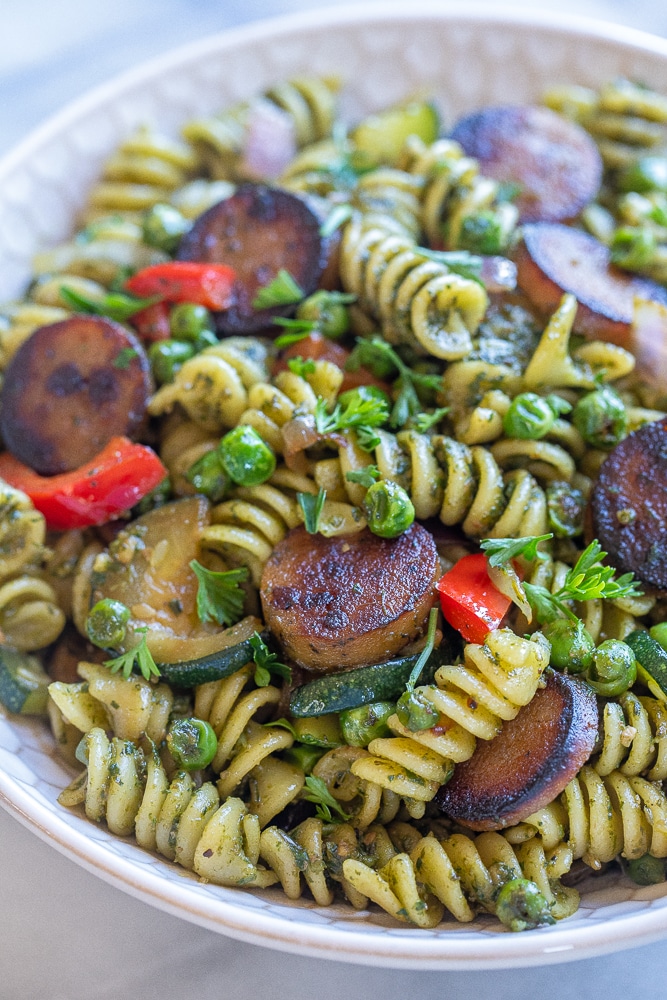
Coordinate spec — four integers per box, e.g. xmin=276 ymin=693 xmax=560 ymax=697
xmin=252 ymin=269 xmax=304 ymax=310
xmin=60 ymin=285 xmax=158 ymax=321
xmin=411 ymin=407 xmax=449 ymax=433
xmin=346 ymin=337 xmax=442 ymax=429
xmin=480 ymin=533 xmax=554 ymax=568
xmin=523 ymin=539 xmax=642 ymax=624
xmin=414 ymin=247 xmax=485 ymax=285
xmin=345 ymin=465 xmax=380 ymax=488
xmin=314 ymin=391 xmax=389 ymax=439
xmin=319 ymin=203 xmax=354 ymax=238
xmin=302 ymin=775 xmax=351 ymax=822
xmin=189 ymin=559 xmax=249 ymax=627
xmin=297 ymin=488 xmax=326 ymax=534
xmin=249 ymin=632 xmax=291 ymax=687
xmin=287 ymin=356 xmax=317 ymax=378
xmin=104 ymin=628 xmax=160 ymax=681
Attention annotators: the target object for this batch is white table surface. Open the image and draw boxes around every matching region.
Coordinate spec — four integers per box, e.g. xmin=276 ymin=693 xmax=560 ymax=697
xmin=3 ymin=1 xmax=667 ymax=997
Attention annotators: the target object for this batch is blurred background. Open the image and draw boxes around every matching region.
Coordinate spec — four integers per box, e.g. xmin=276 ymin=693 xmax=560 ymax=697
xmin=3 ymin=1 xmax=667 ymax=999
xmin=3 ymin=0 xmax=667 ymax=155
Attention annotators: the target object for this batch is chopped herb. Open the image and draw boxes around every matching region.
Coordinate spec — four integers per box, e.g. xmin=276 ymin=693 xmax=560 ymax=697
xmin=346 ymin=337 xmax=442 ymax=429
xmin=319 ymin=203 xmax=354 ymax=238
xmin=273 ymin=316 xmax=318 ymax=345
xmin=249 ymin=632 xmax=291 ymax=687
xmin=112 ymin=347 xmax=139 ymax=370
xmin=395 ymin=608 xmax=441 ymax=732
xmin=302 ymin=775 xmax=351 ymax=822
xmin=189 ymin=559 xmax=248 ymax=627
xmin=414 ymin=247 xmax=484 ymax=285
xmin=480 ymin=533 xmax=554 ymax=568
xmin=523 ymin=539 xmax=642 ymax=624
xmin=252 ymin=269 xmax=304 ymax=310
xmin=412 ymin=407 xmax=449 ymax=433
xmin=314 ymin=391 xmax=389 ymax=439
xmin=60 ymin=285 xmax=158 ymax=322
xmin=297 ymin=488 xmax=326 ymax=534
xmin=345 ymin=465 xmax=380 ymax=488
xmin=287 ymin=356 xmax=317 ymax=378
xmin=104 ymin=628 xmax=160 ymax=681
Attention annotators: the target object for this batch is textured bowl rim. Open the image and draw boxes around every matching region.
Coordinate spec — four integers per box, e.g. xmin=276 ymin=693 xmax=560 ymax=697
xmin=3 ymin=0 xmax=667 ymax=969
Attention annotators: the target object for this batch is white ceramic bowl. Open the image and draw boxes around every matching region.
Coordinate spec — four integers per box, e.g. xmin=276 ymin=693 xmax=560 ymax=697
xmin=3 ymin=1 xmax=667 ymax=970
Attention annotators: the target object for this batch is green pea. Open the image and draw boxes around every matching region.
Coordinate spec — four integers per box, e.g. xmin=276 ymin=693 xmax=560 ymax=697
xmin=546 ymin=480 xmax=585 ymax=539
xmin=610 ymin=226 xmax=656 ymax=270
xmin=296 ymin=290 xmax=352 ymax=339
xmin=169 ymin=302 xmax=215 ymax=342
xmin=340 ymin=701 xmax=395 ymax=747
xmin=650 ymin=622 xmax=667 ymax=652
xmin=618 ymin=156 xmax=667 ymax=194
xmin=503 ymin=393 xmax=558 ymax=440
xmin=148 ymin=339 xmax=195 ymax=384
xmin=495 ymin=879 xmax=555 ymax=932
xmin=185 ymin=449 xmax=229 ymax=502
xmin=626 ymin=854 xmax=666 ymax=885
xmin=86 ymin=598 xmax=131 ymax=649
xmin=587 ymin=639 xmax=637 ymax=697
xmin=219 ymin=425 xmax=276 ymax=486
xmin=572 ymin=386 xmax=627 ymax=449
xmin=283 ymin=744 xmax=327 ymax=774
xmin=166 ymin=718 xmax=218 ymax=771
xmin=458 ymin=210 xmax=506 ymax=255
xmin=363 ymin=480 xmax=415 ymax=539
xmin=141 ymin=203 xmax=190 ymax=254
xmin=542 ymin=618 xmax=595 ymax=673
xmin=395 ymin=688 xmax=440 ymax=732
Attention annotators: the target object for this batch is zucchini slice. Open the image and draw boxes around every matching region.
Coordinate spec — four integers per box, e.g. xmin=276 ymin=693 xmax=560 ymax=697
xmin=157 ymin=618 xmax=265 ymax=688
xmin=289 ymin=642 xmax=456 ymax=718
xmin=351 ymin=99 xmax=440 ymax=167
xmin=626 ymin=629 xmax=667 ymax=702
xmin=0 ymin=647 xmax=51 ymax=715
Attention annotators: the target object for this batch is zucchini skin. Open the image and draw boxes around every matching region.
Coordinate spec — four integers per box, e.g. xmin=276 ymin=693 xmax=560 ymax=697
xmin=289 ymin=639 xmax=459 ymax=718
xmin=157 ymin=634 xmax=266 ymax=688
xmin=626 ymin=629 xmax=667 ymax=693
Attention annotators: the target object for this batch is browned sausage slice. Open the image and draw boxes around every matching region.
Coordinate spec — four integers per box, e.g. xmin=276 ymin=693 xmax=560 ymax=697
xmin=516 ymin=223 xmax=667 ymax=345
xmin=591 ymin=417 xmax=667 ymax=590
xmin=260 ymin=524 xmax=438 ymax=672
xmin=434 ymin=670 xmax=598 ymax=831
xmin=0 ymin=315 xmax=152 ymax=475
xmin=450 ymin=105 xmax=602 ymax=223
xmin=176 ymin=183 xmax=329 ymax=333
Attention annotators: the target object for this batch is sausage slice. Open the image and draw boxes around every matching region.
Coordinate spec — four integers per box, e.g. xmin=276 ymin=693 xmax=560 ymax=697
xmin=591 ymin=417 xmax=667 ymax=590
xmin=0 ymin=316 xmax=152 ymax=475
xmin=434 ymin=670 xmax=598 ymax=831
xmin=450 ymin=105 xmax=602 ymax=223
xmin=260 ymin=524 xmax=438 ymax=672
xmin=516 ymin=222 xmax=667 ymax=345
xmin=176 ymin=183 xmax=329 ymax=334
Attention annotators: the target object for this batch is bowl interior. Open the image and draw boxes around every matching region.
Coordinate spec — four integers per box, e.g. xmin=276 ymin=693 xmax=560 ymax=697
xmin=2 ymin=2 xmax=667 ymax=969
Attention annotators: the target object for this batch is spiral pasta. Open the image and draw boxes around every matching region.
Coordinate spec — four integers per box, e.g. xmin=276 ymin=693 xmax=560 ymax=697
xmin=509 ymin=766 xmax=667 ymax=871
xmin=401 ymin=135 xmax=519 ymax=250
xmin=594 ymin=691 xmax=667 ymax=781
xmin=340 ymin=218 xmax=488 ymax=360
xmin=343 ymin=827 xmax=577 ymax=927
xmin=347 ymin=630 xmax=549 ymax=815
xmin=183 ymin=77 xmax=339 ymax=182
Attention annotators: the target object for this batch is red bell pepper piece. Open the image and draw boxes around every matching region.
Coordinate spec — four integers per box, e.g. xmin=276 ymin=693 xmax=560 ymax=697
xmin=130 ymin=300 xmax=172 ymax=342
xmin=125 ymin=261 xmax=236 ymax=311
xmin=436 ymin=552 xmax=513 ymax=645
xmin=0 ymin=437 xmax=167 ymax=531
